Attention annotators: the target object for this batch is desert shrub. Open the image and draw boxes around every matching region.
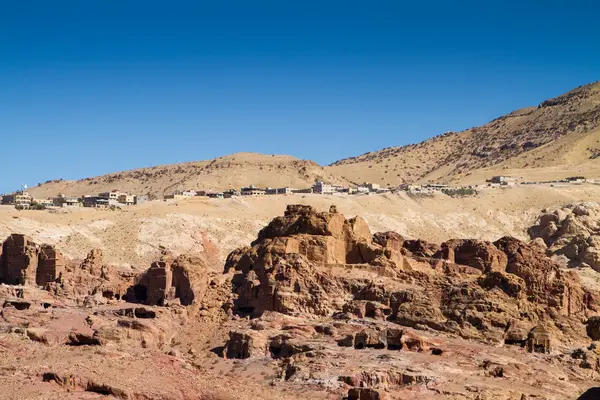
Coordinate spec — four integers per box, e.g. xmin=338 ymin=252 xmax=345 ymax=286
xmin=441 ymin=188 xmax=478 ymax=198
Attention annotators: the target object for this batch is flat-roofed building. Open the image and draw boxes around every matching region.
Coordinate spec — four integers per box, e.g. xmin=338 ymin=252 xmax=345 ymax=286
xmin=312 ymin=181 xmax=334 ymax=194
xmin=241 ymin=185 xmax=266 ymax=196
xmin=54 ymin=194 xmax=80 ymax=207
xmin=118 ymin=194 xmax=135 ymax=205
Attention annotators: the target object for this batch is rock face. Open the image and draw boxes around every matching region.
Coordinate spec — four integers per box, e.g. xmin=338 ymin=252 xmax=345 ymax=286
xmin=127 ymin=255 xmax=208 ymax=306
xmin=37 ymin=245 xmax=65 ymax=286
xmin=0 ymin=234 xmax=39 ymax=285
xmin=80 ymin=249 xmax=104 ymax=276
xmin=228 ymin=205 xmax=406 ymax=317
xmin=226 ymin=206 xmax=595 ymax=347
xmin=529 ymin=202 xmax=600 ymax=271
xmin=435 ymin=239 xmax=507 ymax=272
xmin=0 ymin=235 xmax=68 ymax=287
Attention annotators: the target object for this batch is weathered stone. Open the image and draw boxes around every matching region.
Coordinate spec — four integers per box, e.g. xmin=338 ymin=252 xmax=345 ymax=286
xmin=385 ymin=328 xmax=403 ymax=350
xmin=80 ymin=248 xmax=104 ymax=276
xmin=527 ymin=325 xmax=551 ymax=354
xmin=586 ymin=316 xmax=600 ymax=341
xmin=127 ymin=254 xmax=207 ymax=306
xmin=224 ymin=330 xmax=267 ymax=359
xmin=348 ymin=387 xmax=385 ymax=400
xmin=436 ymin=239 xmax=507 ymax=272
xmin=67 ymin=331 xmax=104 ymax=346
xmin=354 ymin=329 xmax=386 ymax=349
xmin=37 ymin=244 xmax=64 ymax=286
xmin=402 ymin=239 xmax=440 ymax=257
xmin=373 ymin=231 xmax=404 ymax=253
xmin=1 ymin=234 xmax=39 ymax=285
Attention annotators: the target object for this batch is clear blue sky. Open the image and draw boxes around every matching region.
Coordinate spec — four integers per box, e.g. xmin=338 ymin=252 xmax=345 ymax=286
xmin=1 ymin=1 xmax=599 ymax=194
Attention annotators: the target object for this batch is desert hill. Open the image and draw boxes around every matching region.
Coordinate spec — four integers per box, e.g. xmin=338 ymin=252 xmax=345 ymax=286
xmin=327 ymin=81 xmax=600 ymax=185
xmin=25 ymin=81 xmax=600 ymax=199
xmin=28 ymin=152 xmax=349 ymax=199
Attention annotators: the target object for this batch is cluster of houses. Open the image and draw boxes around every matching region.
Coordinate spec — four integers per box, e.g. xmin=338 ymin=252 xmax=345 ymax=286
xmin=163 ymin=181 xmax=393 ymax=200
xmin=0 ymin=190 xmax=147 ymax=209
xmin=1 ymin=176 xmax=592 ymax=210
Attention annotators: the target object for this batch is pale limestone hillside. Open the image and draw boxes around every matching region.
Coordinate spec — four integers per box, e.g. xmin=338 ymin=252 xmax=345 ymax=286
xmin=327 ymin=81 xmax=600 ymax=185
xmin=28 ymin=152 xmax=350 ymax=199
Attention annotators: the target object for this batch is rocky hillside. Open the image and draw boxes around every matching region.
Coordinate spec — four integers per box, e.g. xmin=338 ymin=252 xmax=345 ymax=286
xmin=3 ymin=205 xmax=600 ymax=399
xmin=28 ymin=152 xmax=349 ymax=199
xmin=327 ymin=81 xmax=600 ymax=185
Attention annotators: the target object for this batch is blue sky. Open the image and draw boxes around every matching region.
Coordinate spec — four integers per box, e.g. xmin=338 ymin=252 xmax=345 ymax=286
xmin=1 ymin=1 xmax=599 ymax=194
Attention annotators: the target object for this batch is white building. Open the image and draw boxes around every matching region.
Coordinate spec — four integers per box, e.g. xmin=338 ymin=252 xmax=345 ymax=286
xmin=312 ymin=181 xmax=334 ymax=194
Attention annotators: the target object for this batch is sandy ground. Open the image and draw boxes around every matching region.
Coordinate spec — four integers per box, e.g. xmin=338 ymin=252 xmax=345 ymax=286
xmin=3 ymin=184 xmax=600 ymax=272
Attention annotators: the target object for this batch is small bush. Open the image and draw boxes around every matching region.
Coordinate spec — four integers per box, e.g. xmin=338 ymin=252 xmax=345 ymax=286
xmin=441 ymin=188 xmax=478 ymax=198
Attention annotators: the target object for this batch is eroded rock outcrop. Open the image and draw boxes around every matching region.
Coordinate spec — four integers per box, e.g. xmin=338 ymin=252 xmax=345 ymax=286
xmin=228 ymin=205 xmax=407 ymax=317
xmin=226 ymin=206 xmax=596 ymax=349
xmin=529 ymin=202 xmax=600 ymax=271
xmin=126 ymin=254 xmax=208 ymax=306
xmin=1 ymin=234 xmax=39 ymax=285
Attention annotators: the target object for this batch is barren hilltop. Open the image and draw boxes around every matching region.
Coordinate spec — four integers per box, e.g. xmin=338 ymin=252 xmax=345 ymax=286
xmin=29 ymin=152 xmax=349 ymax=199
xmin=328 ymin=81 xmax=600 ymax=186
xmin=26 ymin=82 xmax=600 ymax=199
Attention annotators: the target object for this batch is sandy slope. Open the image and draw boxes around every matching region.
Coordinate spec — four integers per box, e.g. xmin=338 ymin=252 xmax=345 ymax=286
xmin=3 ymin=184 xmax=600 ymax=272
xmin=27 ymin=152 xmax=349 ymax=199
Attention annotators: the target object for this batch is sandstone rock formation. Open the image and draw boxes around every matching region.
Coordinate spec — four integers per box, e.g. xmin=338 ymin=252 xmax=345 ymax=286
xmin=228 ymin=205 xmax=406 ymax=317
xmin=126 ymin=254 xmax=208 ymax=306
xmin=227 ymin=205 xmax=597 ymax=353
xmin=529 ymin=202 xmax=600 ymax=271
xmin=0 ymin=234 xmax=40 ymax=285
xmin=37 ymin=244 xmax=65 ymax=286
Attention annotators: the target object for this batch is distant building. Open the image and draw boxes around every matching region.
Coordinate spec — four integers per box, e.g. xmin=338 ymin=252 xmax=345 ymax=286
xmin=266 ymin=187 xmax=293 ymax=195
xmin=54 ymin=194 xmax=80 ymax=207
xmin=2 ymin=191 xmax=34 ymax=208
xmin=312 ymin=181 xmax=334 ymax=194
xmin=134 ymin=195 xmax=148 ymax=205
xmin=487 ymin=176 xmax=517 ymax=185
xmin=118 ymin=193 xmax=135 ymax=206
xmin=363 ymin=182 xmax=380 ymax=193
xmin=164 ymin=190 xmax=197 ymax=200
xmin=241 ymin=185 xmax=266 ymax=196
xmin=224 ymin=189 xmax=240 ymax=197
xmin=83 ymin=195 xmax=109 ymax=208
xmin=33 ymin=198 xmax=54 ymax=208
xmin=567 ymin=176 xmax=586 ymax=183
xmin=208 ymin=192 xmax=225 ymax=199
xmin=1 ymin=194 xmax=15 ymax=205
xmin=98 ymin=190 xmax=121 ymax=206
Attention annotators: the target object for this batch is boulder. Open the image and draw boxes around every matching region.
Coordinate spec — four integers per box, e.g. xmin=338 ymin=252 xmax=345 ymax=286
xmin=402 ymin=239 xmax=440 ymax=257
xmin=586 ymin=316 xmax=600 ymax=341
xmin=224 ymin=330 xmax=267 ymax=359
xmin=354 ymin=329 xmax=386 ymax=349
xmin=67 ymin=331 xmax=104 ymax=346
xmin=372 ymin=232 xmax=404 ymax=253
xmin=348 ymin=388 xmax=385 ymax=400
